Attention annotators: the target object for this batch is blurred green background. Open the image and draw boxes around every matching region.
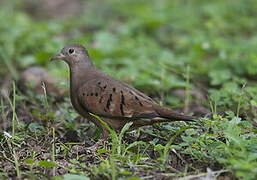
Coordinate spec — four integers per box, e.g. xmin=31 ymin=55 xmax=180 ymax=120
xmin=1 ymin=0 xmax=257 ymax=179
xmin=1 ymin=0 xmax=257 ymax=111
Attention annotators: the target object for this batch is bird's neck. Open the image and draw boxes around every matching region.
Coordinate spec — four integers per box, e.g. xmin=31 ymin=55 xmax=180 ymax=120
xmin=69 ymin=63 xmax=95 ymax=94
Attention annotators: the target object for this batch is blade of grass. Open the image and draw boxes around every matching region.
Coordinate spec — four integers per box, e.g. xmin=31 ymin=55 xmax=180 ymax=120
xmin=5 ymin=81 xmax=19 ymax=136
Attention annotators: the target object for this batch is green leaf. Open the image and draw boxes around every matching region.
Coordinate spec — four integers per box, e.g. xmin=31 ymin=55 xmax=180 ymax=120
xmin=24 ymin=158 xmax=35 ymax=165
xmin=119 ymin=122 xmax=133 ymax=141
xmin=125 ymin=177 xmax=141 ymax=180
xmin=51 ymin=176 xmax=63 ymax=180
xmin=154 ymin=144 xmax=165 ymax=151
xmin=63 ymin=174 xmax=90 ymax=180
xmin=38 ymin=161 xmax=58 ymax=168
xmin=250 ymin=100 xmax=257 ymax=106
xmin=97 ymin=148 xmax=108 ymax=154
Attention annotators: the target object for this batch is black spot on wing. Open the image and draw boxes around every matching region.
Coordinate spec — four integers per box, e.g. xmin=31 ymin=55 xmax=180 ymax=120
xmin=135 ymin=96 xmax=143 ymax=106
xmin=120 ymin=104 xmax=124 ymax=116
xmin=106 ymin=94 xmax=112 ymax=109
xmin=121 ymin=91 xmax=125 ymax=105
xmin=120 ymin=91 xmax=125 ymax=116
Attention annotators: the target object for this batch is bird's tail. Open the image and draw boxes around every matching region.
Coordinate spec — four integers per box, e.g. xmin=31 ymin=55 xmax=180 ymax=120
xmin=154 ymin=105 xmax=196 ymax=121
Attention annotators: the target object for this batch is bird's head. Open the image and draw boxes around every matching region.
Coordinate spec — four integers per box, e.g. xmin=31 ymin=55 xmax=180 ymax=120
xmin=51 ymin=44 xmax=91 ymax=66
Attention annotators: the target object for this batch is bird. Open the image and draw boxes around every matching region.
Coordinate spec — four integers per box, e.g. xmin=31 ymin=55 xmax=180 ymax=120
xmin=51 ymin=44 xmax=195 ymax=145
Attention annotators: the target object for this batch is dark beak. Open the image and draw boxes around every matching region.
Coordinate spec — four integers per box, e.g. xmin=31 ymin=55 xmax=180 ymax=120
xmin=50 ymin=53 xmax=65 ymax=61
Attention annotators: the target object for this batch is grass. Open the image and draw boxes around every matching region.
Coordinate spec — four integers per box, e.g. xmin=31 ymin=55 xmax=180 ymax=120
xmin=0 ymin=0 xmax=257 ymax=179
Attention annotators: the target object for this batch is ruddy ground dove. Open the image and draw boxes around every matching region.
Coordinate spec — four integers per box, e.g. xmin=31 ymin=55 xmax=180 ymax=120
xmin=51 ymin=44 xmax=195 ymax=140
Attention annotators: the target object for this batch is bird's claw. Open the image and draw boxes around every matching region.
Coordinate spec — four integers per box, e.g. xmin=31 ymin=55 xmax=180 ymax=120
xmin=85 ymin=143 xmax=99 ymax=154
xmin=85 ymin=139 xmax=107 ymax=154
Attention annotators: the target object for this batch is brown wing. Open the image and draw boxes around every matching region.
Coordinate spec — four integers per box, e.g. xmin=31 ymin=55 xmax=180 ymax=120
xmin=77 ymin=78 xmax=159 ymax=120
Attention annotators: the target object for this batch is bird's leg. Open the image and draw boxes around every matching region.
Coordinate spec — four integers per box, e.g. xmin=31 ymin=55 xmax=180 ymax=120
xmin=84 ymin=115 xmax=109 ymax=153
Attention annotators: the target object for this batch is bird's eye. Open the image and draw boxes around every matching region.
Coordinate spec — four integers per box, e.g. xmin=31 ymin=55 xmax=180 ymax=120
xmin=68 ymin=48 xmax=75 ymax=54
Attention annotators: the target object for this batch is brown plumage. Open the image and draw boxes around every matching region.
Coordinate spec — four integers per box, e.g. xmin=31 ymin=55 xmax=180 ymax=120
xmin=51 ymin=44 xmax=195 ymax=140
